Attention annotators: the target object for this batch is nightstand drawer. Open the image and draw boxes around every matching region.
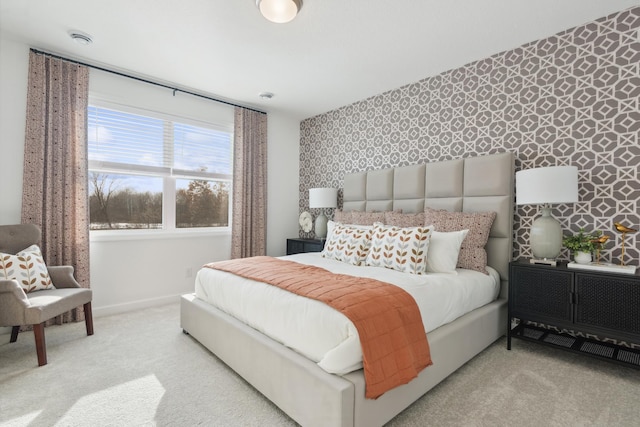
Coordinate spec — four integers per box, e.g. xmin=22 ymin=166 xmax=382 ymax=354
xmin=574 ymin=272 xmax=640 ymax=336
xmin=510 ymin=264 xmax=573 ymax=323
xmin=286 ymin=238 xmax=324 ymax=255
xmin=288 ymin=240 xmax=305 ymax=254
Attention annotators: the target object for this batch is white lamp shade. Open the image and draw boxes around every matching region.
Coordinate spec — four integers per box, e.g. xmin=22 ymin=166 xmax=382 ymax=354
xmin=516 ymin=166 xmax=578 ymax=205
xmin=309 ymin=188 xmax=338 ymax=209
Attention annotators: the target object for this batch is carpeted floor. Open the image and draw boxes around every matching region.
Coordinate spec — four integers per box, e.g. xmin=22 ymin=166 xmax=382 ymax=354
xmin=1 ymin=302 xmax=638 ymax=426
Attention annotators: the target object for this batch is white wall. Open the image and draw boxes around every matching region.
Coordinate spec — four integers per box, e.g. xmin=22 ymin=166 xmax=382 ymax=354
xmin=0 ymin=35 xmax=300 ymax=317
xmin=266 ymin=110 xmax=300 ymax=256
xmin=89 ymin=232 xmax=232 ymax=316
xmin=0 ymin=35 xmax=29 ymax=222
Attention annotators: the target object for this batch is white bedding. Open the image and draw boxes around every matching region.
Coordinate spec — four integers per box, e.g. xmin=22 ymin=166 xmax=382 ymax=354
xmin=194 ymin=252 xmax=500 ymax=375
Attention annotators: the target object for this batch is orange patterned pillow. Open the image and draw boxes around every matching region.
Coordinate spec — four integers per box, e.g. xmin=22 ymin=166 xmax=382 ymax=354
xmin=365 ymin=222 xmax=433 ymax=274
xmin=423 ymin=207 xmax=496 ymax=274
xmin=0 ymin=245 xmax=54 ymax=293
xmin=321 ymin=224 xmax=372 ymax=265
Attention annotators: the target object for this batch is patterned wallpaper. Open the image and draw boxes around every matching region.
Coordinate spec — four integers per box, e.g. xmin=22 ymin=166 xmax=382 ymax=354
xmin=299 ymin=7 xmax=640 ymax=265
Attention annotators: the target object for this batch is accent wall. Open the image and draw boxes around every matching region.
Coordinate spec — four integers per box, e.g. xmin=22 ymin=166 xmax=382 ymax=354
xmin=299 ymin=7 xmax=640 ymax=264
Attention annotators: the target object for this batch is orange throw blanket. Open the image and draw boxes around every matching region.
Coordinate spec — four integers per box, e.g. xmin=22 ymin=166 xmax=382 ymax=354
xmin=204 ymin=256 xmax=432 ymax=399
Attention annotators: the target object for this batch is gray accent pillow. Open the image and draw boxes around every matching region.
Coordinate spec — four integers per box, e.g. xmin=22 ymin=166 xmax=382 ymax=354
xmin=333 ymin=209 xmax=352 ymax=223
xmin=350 ymin=211 xmax=386 ymax=225
xmin=423 ymin=207 xmax=496 ymax=274
xmin=384 ymin=211 xmax=424 ymax=227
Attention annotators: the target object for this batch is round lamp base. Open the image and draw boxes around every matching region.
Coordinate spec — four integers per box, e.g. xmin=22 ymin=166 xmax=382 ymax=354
xmin=530 ymin=207 xmax=562 ymax=259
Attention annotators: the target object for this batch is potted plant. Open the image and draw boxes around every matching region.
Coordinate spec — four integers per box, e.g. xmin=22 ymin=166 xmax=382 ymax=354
xmin=562 ymin=229 xmax=600 ymax=264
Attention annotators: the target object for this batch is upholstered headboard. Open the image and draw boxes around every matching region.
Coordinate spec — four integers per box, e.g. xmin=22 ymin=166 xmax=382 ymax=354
xmin=342 ymin=151 xmax=514 ymax=298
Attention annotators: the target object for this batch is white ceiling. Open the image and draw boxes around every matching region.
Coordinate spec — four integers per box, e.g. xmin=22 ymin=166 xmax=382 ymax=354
xmin=1 ymin=0 xmax=638 ymax=121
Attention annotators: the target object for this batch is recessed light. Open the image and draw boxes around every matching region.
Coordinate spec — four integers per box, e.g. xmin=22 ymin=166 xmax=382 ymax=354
xmin=259 ymin=92 xmax=274 ymax=99
xmin=68 ymin=31 xmax=93 ymax=45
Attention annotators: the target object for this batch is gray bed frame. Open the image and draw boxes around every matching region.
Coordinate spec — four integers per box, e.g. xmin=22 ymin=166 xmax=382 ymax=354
xmin=181 ymin=151 xmax=515 ymax=427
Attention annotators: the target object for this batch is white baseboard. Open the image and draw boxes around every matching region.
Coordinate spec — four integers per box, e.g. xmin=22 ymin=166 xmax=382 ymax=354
xmin=93 ymin=294 xmax=181 ymax=318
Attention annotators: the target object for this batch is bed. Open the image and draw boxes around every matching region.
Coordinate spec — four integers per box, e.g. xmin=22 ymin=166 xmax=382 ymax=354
xmin=180 ymin=151 xmax=515 ymax=426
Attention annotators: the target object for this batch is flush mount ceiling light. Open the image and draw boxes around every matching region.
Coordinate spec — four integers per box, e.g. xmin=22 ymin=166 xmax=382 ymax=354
xmin=68 ymin=30 xmax=93 ymax=45
xmin=256 ymin=0 xmax=302 ymax=23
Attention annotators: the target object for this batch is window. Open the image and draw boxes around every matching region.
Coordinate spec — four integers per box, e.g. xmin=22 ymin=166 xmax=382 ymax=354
xmin=88 ymin=104 xmax=232 ymax=231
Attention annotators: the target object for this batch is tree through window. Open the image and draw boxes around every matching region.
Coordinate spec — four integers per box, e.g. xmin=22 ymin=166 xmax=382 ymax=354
xmin=87 ymin=105 xmax=232 ymax=230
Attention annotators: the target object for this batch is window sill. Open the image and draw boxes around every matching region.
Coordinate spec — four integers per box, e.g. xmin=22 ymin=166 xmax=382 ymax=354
xmin=90 ymin=228 xmax=231 ymax=242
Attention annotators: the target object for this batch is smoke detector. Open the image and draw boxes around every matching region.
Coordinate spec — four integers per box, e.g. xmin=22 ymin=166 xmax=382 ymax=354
xmin=69 ymin=31 xmax=93 ymax=45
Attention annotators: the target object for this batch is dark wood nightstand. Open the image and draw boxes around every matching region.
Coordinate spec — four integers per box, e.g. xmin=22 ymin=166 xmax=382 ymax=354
xmin=508 ymin=259 xmax=640 ymax=368
xmin=286 ymin=238 xmax=324 ymax=255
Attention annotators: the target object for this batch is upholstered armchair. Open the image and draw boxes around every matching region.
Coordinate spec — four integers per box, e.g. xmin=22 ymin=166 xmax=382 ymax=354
xmin=0 ymin=224 xmax=93 ymax=366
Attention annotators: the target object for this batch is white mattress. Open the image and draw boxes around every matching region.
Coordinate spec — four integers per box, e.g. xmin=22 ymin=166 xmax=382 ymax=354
xmin=194 ymin=252 xmax=500 ymax=375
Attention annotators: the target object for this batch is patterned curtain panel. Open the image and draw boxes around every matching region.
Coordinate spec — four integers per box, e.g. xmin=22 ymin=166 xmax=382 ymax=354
xmin=21 ymin=51 xmax=90 ymax=323
xmin=231 ymin=107 xmax=268 ymax=258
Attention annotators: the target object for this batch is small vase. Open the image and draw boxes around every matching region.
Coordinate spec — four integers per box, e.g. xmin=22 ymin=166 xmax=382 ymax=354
xmin=574 ymin=251 xmax=592 ymax=264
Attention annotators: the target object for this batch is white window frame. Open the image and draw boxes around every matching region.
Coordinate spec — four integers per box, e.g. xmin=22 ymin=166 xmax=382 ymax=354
xmin=88 ymin=99 xmax=233 ymax=239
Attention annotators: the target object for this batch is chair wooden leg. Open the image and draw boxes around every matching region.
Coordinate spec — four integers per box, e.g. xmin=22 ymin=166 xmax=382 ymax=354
xmin=84 ymin=302 xmax=94 ymax=336
xmin=10 ymin=326 xmax=20 ymax=343
xmin=33 ymin=323 xmax=47 ymax=366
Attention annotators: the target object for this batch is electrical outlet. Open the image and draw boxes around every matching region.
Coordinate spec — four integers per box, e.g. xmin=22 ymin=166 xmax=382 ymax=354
xmin=185 ymin=267 xmax=193 ymax=278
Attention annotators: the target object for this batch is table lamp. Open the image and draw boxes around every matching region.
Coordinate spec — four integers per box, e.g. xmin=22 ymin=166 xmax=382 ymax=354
xmin=516 ymin=166 xmax=578 ymax=264
xmin=309 ymin=188 xmax=337 ymax=239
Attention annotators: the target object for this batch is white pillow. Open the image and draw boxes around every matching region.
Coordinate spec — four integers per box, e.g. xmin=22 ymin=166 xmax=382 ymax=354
xmin=425 ymin=230 xmax=469 ymax=274
xmin=365 ymin=222 xmax=433 ymax=275
xmin=321 ymin=223 xmax=372 ymax=266
xmin=326 ymin=220 xmax=338 ymax=242
xmin=0 ymin=244 xmax=54 ymax=293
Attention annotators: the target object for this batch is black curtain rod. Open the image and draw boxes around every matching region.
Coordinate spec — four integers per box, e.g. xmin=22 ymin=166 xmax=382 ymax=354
xmin=30 ymin=48 xmax=266 ymax=115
